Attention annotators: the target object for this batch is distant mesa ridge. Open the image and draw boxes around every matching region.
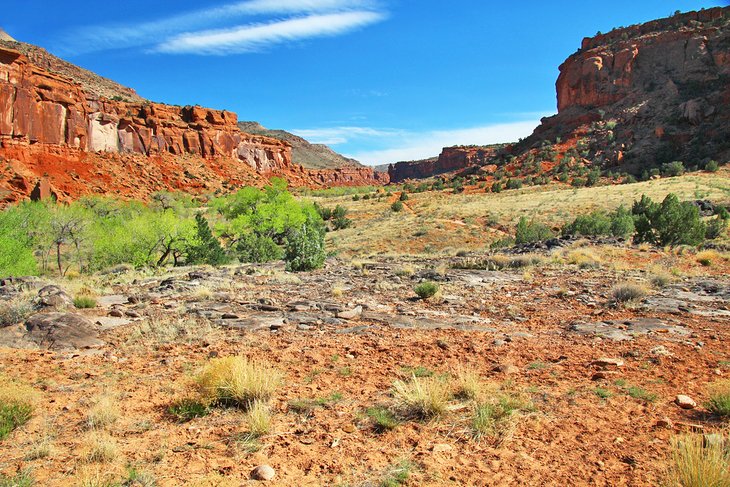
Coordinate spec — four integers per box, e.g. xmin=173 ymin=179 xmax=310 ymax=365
xmin=0 ymin=28 xmax=16 ymax=43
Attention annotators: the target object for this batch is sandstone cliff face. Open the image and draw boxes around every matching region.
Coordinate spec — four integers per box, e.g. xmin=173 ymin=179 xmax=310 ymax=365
xmin=0 ymin=45 xmax=386 ymax=203
xmin=530 ymin=6 xmax=730 ymax=171
xmin=388 ymin=146 xmax=499 ymax=183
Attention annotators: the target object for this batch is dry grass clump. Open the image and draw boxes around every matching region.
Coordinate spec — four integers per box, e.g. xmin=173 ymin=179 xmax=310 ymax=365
xmin=452 ymin=367 xmax=483 ymax=400
xmin=84 ymin=431 xmax=119 ymax=463
xmin=392 ymin=375 xmax=450 ymax=419
xmin=564 ymin=248 xmax=602 ymax=269
xmin=472 ymin=392 xmax=534 ymax=442
xmin=244 ymin=400 xmax=272 ymax=437
xmin=611 ymin=283 xmax=647 ymax=304
xmin=0 ymin=375 xmax=39 ymax=441
xmin=455 ymin=253 xmax=543 ymax=271
xmin=648 ymin=266 xmax=675 ymax=288
xmin=87 ymin=394 xmax=119 ymax=430
xmin=706 ymin=380 xmax=730 ymax=417
xmin=696 ymin=249 xmax=721 ymax=267
xmin=665 ymin=429 xmax=730 ymax=487
xmin=196 ymin=356 xmax=283 ymax=407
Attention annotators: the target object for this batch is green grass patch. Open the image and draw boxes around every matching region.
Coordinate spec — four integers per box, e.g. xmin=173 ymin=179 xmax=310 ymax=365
xmin=167 ymin=398 xmax=209 ymax=422
xmin=366 ymin=406 xmax=400 ymax=433
xmin=73 ymin=295 xmax=97 ymax=309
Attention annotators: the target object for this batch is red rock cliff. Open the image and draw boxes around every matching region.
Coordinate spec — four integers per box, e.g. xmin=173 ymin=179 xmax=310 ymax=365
xmin=0 ymin=45 xmax=386 ymax=203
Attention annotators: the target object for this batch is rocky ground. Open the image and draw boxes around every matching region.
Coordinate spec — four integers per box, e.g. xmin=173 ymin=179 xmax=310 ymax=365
xmin=0 ymin=243 xmax=729 ymax=486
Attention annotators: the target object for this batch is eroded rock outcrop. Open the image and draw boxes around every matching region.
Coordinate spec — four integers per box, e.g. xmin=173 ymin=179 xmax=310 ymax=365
xmin=388 ymin=145 xmax=500 ymax=182
xmin=0 ymin=44 xmax=386 ymax=203
xmin=529 ymin=6 xmax=730 ymax=170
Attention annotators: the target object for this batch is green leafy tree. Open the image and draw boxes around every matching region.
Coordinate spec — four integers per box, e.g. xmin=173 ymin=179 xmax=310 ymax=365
xmin=284 ymin=217 xmax=326 ymax=272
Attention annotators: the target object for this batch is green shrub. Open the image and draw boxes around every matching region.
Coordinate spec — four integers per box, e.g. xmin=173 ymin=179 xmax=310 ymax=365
xmin=706 ymin=381 xmax=730 ymax=417
xmin=414 ymin=282 xmax=439 ymax=299
xmin=662 ymin=161 xmax=685 ymax=177
xmin=586 ymin=169 xmax=600 ymax=186
xmin=515 ymin=217 xmax=554 ymax=244
xmin=633 ymin=194 xmax=705 ymax=246
xmin=391 ymin=201 xmax=404 ymax=212
xmin=186 ymin=213 xmax=228 ymax=266
xmin=0 ymin=237 xmax=37 ymax=277
xmin=331 ymin=205 xmax=352 ymax=230
xmin=366 ymin=406 xmax=399 ymax=432
xmin=562 ymin=206 xmax=634 ymax=238
xmin=73 ymin=296 xmax=97 ymax=309
xmin=705 ymin=160 xmax=719 ymax=172
xmin=284 ymin=218 xmax=326 ymax=272
xmin=236 ymin=234 xmax=283 ymax=263
xmin=505 ymin=179 xmax=523 ymax=190
xmin=399 ymin=192 xmax=408 ymax=201
xmin=168 ymin=398 xmax=210 ymax=422
xmin=491 ymin=181 xmax=503 ymax=193
xmin=705 ymin=217 xmax=728 ymax=240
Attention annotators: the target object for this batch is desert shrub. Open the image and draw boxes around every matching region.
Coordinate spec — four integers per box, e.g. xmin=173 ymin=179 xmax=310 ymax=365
xmin=331 ymin=205 xmax=352 ymax=230
xmin=0 ymin=296 xmax=36 ymax=327
xmin=186 ymin=213 xmax=228 ymax=266
xmin=284 ymin=218 xmax=326 ymax=272
xmin=73 ymin=296 xmax=97 ymax=309
xmin=235 ymin=233 xmax=283 ymax=263
xmin=391 ymin=200 xmax=404 ymax=212
xmin=414 ymin=281 xmax=439 ymax=299
xmin=562 ymin=206 xmax=634 ymax=238
xmin=491 ymin=181 xmax=503 ymax=193
xmin=662 ymin=161 xmax=685 ymax=177
xmin=453 ymin=368 xmax=482 ymax=400
xmin=705 ymin=160 xmax=719 ymax=172
xmin=505 ymin=179 xmax=523 ymax=190
xmin=195 ymin=356 xmax=283 ymax=407
xmin=633 ymin=194 xmax=705 ymax=246
xmin=392 ymin=375 xmax=450 ymax=418
xmin=706 ymin=381 xmax=730 ymax=417
xmin=472 ymin=393 xmax=533 ymax=440
xmin=585 ymin=168 xmax=601 ymax=186
xmin=705 ymin=217 xmax=728 ymax=240
xmin=0 ymin=470 xmax=34 ymax=487
xmin=245 ymin=400 xmax=272 ymax=437
xmin=565 ymin=248 xmax=602 ymax=268
xmin=665 ymin=430 xmax=730 ymax=487
xmin=84 ymin=432 xmax=118 ymax=463
xmin=611 ymin=283 xmax=646 ymax=303
xmin=399 ymin=192 xmax=408 ymax=201
xmin=515 ymin=217 xmax=554 ymax=244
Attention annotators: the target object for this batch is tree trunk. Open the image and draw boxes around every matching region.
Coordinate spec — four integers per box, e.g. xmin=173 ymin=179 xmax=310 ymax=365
xmin=56 ymin=242 xmax=63 ymax=276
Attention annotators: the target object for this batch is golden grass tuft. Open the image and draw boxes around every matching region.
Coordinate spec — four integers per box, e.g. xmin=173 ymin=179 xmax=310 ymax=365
xmin=87 ymin=394 xmax=119 ymax=430
xmin=665 ymin=429 xmax=730 ymax=487
xmin=611 ymin=283 xmax=647 ymax=304
xmin=564 ymin=248 xmax=602 ymax=269
xmin=196 ymin=356 xmax=283 ymax=407
xmin=84 ymin=431 xmax=119 ymax=463
xmin=392 ymin=375 xmax=450 ymax=418
xmin=244 ymin=400 xmax=272 ymax=437
xmin=706 ymin=380 xmax=730 ymax=417
xmin=452 ymin=367 xmax=483 ymax=400
xmin=696 ymin=249 xmax=721 ymax=267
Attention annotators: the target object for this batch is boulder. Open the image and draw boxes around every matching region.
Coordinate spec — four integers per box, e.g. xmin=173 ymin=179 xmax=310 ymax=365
xmin=25 ymin=312 xmax=103 ymax=350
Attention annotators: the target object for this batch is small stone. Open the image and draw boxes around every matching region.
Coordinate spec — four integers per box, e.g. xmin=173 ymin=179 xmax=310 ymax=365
xmin=221 ymin=313 xmax=239 ymax=320
xmin=675 ymin=395 xmax=697 ymax=410
xmin=251 ymin=465 xmax=275 ymax=481
xmin=342 ymin=424 xmax=356 ymax=433
xmin=109 ymin=309 xmax=124 ymax=318
xmin=125 ymin=310 xmax=141 ymax=318
xmin=650 ymin=345 xmax=672 ymax=357
xmin=493 ymin=364 xmax=519 ymax=375
xmin=592 ymin=371 xmax=618 ymax=381
xmin=591 ymin=358 xmax=624 ymax=368
xmin=432 ymin=443 xmax=453 ymax=453
xmin=492 ymin=339 xmax=507 ymax=347
xmin=655 ymin=416 xmax=674 ymax=429
xmin=337 ymin=306 xmax=363 ymax=320
xmin=297 ymin=324 xmax=313 ymax=331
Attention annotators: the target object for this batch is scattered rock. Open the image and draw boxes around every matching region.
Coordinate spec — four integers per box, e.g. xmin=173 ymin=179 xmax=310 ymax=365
xmin=655 ymin=416 xmax=674 ymax=429
xmin=25 ymin=312 xmax=103 ymax=350
xmin=250 ymin=465 xmax=276 ymax=481
xmin=337 ymin=306 xmax=363 ymax=320
xmin=493 ymin=364 xmax=519 ymax=375
xmin=591 ymin=358 xmax=625 ymax=368
xmin=36 ymin=285 xmax=73 ymax=309
xmin=675 ymin=395 xmax=697 ymax=410
xmin=109 ymin=309 xmax=124 ymax=318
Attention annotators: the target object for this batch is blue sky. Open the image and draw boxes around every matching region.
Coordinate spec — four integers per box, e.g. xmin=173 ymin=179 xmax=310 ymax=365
xmin=4 ymin=0 xmax=728 ymax=165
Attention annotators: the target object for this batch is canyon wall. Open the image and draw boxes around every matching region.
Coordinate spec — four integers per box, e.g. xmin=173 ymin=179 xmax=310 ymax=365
xmin=0 ymin=45 xmax=386 ymax=203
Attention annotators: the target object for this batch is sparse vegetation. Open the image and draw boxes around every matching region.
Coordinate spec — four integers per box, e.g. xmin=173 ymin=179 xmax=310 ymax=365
xmin=414 ymin=281 xmax=439 ymax=300
xmin=706 ymin=380 xmax=730 ymax=417
xmin=74 ymin=295 xmax=97 ymax=309
xmin=195 ymin=356 xmax=283 ymax=407
xmin=366 ymin=406 xmax=400 ymax=432
xmin=87 ymin=394 xmax=119 ymax=430
xmin=611 ymin=283 xmax=647 ymax=304
xmin=84 ymin=432 xmax=118 ymax=463
xmin=168 ymin=398 xmax=210 ymax=422
xmin=665 ymin=429 xmax=730 ymax=487
xmin=392 ymin=375 xmax=450 ymax=419
xmin=0 ymin=377 xmax=37 ymax=441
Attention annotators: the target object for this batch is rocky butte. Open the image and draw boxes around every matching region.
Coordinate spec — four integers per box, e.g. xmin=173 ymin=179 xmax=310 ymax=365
xmin=521 ymin=6 xmax=730 ymax=172
xmin=388 ymin=145 xmax=502 ymax=183
xmin=0 ymin=42 xmax=387 ymax=203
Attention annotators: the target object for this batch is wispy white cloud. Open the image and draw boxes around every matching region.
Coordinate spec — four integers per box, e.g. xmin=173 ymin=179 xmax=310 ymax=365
xmin=293 ymin=118 xmax=548 ymax=166
xmin=63 ymin=0 xmax=385 ymax=55
xmin=154 ymin=11 xmax=386 ymax=55
xmin=291 ymin=126 xmax=403 ymax=145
